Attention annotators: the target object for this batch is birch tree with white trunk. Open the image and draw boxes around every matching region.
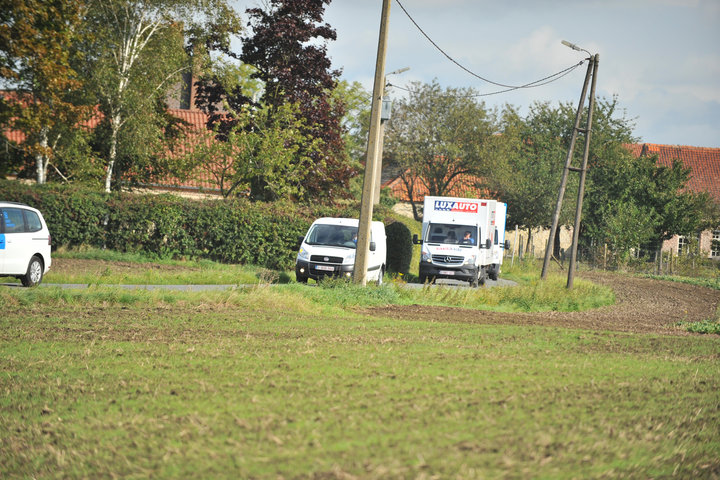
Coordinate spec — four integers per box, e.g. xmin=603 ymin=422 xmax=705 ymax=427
xmin=84 ymin=0 xmax=241 ymax=192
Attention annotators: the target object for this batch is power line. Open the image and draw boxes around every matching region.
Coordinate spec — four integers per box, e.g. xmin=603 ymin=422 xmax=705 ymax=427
xmin=395 ymin=0 xmax=585 ymax=92
xmin=388 ymin=60 xmax=584 ymax=98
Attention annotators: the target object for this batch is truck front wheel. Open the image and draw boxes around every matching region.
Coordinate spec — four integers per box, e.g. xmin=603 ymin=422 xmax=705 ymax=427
xmin=488 ymin=264 xmax=499 ymax=281
xmin=473 ymin=267 xmax=486 ymax=287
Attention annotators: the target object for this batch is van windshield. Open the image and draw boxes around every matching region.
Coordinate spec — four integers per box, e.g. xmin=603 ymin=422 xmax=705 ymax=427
xmin=426 ymin=224 xmax=477 ymax=246
xmin=305 ymin=224 xmax=359 ymax=248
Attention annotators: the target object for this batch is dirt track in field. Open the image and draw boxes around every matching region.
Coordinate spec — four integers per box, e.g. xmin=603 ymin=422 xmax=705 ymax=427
xmin=365 ymin=272 xmax=720 ymax=336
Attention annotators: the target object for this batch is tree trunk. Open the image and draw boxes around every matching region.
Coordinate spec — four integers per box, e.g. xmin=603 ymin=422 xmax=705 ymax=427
xmin=105 ymin=114 xmax=121 ymax=193
xmin=410 ymin=200 xmax=421 ymax=222
xmin=553 ymin=223 xmax=562 ymax=258
xmin=525 ymin=228 xmax=533 ymax=255
xmin=35 ymin=127 xmax=49 ymax=184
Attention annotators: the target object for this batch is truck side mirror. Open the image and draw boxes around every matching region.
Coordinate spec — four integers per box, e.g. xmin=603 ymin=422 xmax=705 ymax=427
xmin=297 ymin=235 xmax=305 ymax=248
xmin=486 ymin=239 xmax=491 ymax=249
xmin=504 ymin=240 xmax=510 ymax=250
xmin=369 ymin=241 xmax=376 ymax=252
xmin=412 ymin=234 xmax=422 ymax=245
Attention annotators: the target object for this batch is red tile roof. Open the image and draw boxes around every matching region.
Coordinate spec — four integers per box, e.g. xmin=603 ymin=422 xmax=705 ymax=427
xmin=1 ymin=102 xmax=222 ymax=192
xmin=151 ymin=109 xmax=222 ymax=192
xmin=625 ymin=143 xmax=720 ymax=203
xmin=382 ymin=170 xmax=488 ymax=202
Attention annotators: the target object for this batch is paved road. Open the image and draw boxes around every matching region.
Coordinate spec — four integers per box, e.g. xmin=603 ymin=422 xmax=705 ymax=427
xmin=3 ymin=278 xmax=517 ymax=290
xmin=1 ymin=279 xmax=517 ymax=290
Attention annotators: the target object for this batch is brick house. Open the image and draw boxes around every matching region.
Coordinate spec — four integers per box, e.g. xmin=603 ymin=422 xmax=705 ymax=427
xmin=626 ymin=144 xmax=720 ymax=259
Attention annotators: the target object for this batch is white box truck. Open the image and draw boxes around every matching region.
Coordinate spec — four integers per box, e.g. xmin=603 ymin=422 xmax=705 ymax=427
xmin=413 ymin=196 xmax=508 ymax=287
xmin=295 ymin=218 xmax=387 ymax=284
xmin=488 ymin=201 xmax=508 ymax=281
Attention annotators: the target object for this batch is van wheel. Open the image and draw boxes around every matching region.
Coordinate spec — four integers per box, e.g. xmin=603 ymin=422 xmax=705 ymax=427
xmin=21 ymin=256 xmax=44 ymax=287
xmin=296 ymin=275 xmax=308 ymax=284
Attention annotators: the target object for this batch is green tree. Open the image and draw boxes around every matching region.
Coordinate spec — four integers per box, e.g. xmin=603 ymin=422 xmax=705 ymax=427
xmin=240 ymin=0 xmax=355 ymax=201
xmin=384 ymin=80 xmax=496 ymax=221
xmin=187 ymin=101 xmax=319 ymax=200
xmin=484 ymin=97 xmax=639 ymax=256
xmin=583 ymin=145 xmax=711 ymax=262
xmin=80 ymin=0 xmax=241 ymax=192
xmin=332 ymin=79 xmax=371 ymax=164
xmin=0 ymin=0 xmax=92 ymax=183
xmin=483 ymin=102 xmax=581 ymax=253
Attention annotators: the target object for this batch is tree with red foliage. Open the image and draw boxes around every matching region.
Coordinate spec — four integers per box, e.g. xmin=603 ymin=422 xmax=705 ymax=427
xmin=240 ymin=0 xmax=355 ymax=201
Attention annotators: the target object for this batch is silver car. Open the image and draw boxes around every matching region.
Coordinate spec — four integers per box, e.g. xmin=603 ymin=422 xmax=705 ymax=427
xmin=0 ymin=202 xmax=52 ymax=286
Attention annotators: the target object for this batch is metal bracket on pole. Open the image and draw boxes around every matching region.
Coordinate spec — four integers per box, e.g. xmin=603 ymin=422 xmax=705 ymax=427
xmin=541 ymin=54 xmax=599 ymax=288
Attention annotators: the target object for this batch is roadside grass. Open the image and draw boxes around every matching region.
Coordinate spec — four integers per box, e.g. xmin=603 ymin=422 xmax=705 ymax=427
xmin=1 ymin=268 xmax=613 ymax=315
xmin=0 ymin=288 xmax=718 ymax=479
xmin=19 ymin=246 xmax=614 ymax=314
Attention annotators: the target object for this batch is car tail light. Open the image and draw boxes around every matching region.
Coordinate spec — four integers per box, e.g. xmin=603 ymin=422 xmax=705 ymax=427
xmin=48 ymin=234 xmax=52 ymax=246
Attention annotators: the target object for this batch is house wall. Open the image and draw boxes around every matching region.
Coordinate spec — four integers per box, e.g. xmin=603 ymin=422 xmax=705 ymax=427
xmin=662 ymin=229 xmax=720 ymax=260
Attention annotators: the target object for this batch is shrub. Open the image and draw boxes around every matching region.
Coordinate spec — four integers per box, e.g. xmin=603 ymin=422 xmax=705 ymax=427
xmin=385 ymin=220 xmax=412 ymax=274
xmin=0 ymin=180 xmax=398 ymax=271
xmin=0 ymin=180 xmax=318 ymax=269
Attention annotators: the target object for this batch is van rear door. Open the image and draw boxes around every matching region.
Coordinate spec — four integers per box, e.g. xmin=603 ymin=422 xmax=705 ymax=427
xmin=1 ymin=207 xmax=43 ymax=275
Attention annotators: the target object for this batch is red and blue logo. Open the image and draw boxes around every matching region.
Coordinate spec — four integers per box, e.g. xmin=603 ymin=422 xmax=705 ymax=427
xmin=434 ymin=200 xmax=485 ymax=213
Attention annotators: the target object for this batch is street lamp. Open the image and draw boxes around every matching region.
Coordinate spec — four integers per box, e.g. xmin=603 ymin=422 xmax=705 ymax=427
xmin=386 ymin=66 xmax=410 ymax=78
xmin=561 ymin=40 xmax=591 ymax=56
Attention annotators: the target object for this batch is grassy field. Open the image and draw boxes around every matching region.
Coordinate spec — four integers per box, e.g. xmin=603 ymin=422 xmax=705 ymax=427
xmin=1 ymin=250 xmax=719 ymax=478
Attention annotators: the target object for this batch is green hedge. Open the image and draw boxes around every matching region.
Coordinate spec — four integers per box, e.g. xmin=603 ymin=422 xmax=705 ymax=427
xmin=0 ymin=181 xmax=314 ymax=270
xmin=385 ymin=220 xmax=413 ymax=274
xmin=0 ymin=180 xmax=393 ymax=271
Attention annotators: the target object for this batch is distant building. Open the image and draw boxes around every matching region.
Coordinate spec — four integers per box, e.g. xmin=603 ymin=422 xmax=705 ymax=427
xmin=626 ymin=144 xmax=720 ymax=259
xmin=383 ymin=144 xmax=720 ymax=260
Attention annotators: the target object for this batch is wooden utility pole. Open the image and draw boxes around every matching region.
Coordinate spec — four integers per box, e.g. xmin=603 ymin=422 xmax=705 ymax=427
xmin=354 ymin=0 xmax=391 ymax=285
xmin=541 ymin=52 xmax=599 ymax=288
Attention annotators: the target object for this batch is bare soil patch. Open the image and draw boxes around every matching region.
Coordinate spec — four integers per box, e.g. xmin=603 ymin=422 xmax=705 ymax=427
xmin=365 ymin=271 xmax=720 ymax=336
xmin=52 ymin=257 xmax=200 ymax=275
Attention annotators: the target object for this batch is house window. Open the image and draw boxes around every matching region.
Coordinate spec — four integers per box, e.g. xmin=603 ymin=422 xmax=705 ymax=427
xmin=678 ymin=233 xmax=702 ymax=255
xmin=712 ymin=230 xmax=720 ymax=258
xmin=678 ymin=235 xmax=689 ymax=254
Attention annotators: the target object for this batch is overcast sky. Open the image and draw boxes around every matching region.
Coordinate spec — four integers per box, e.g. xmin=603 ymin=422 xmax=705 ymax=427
xmin=236 ymin=0 xmax=720 ymax=148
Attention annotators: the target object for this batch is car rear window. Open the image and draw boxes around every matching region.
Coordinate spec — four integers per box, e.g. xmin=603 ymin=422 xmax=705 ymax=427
xmin=24 ymin=210 xmax=43 ymax=232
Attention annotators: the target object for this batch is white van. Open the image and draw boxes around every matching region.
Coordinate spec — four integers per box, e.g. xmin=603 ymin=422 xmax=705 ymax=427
xmin=295 ymin=218 xmax=386 ymax=284
xmin=0 ymin=202 xmax=52 ymax=287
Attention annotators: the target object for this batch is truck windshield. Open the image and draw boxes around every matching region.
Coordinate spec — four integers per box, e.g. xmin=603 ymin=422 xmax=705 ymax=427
xmin=305 ymin=224 xmax=359 ymax=248
xmin=426 ymin=224 xmax=477 ymax=246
